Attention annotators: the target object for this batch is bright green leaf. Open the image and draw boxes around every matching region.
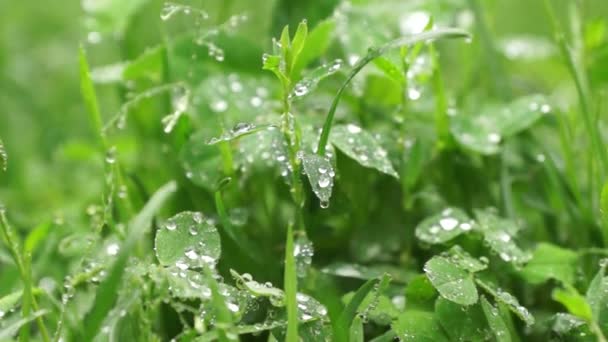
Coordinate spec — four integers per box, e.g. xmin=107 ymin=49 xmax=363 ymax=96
xmin=480 ymin=296 xmax=512 ymax=342
xmin=300 ymin=152 xmax=334 ymax=205
xmin=424 ymin=256 xmax=478 ymax=306
xmin=392 ymin=310 xmax=449 ymax=342
xmin=155 ymin=211 xmax=221 ymax=269
xmin=520 ymin=243 xmax=578 ymax=285
xmin=330 ymin=124 xmax=398 ymax=178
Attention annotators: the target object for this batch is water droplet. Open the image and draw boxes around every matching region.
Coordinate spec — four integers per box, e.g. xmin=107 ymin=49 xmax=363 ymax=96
xmin=459 ymin=222 xmax=473 ymax=231
xmin=193 ymin=212 xmax=203 ymax=224
xmin=320 ymin=200 xmax=329 ymax=209
xmin=166 ymin=220 xmax=177 ymax=231
xmin=105 ymin=147 xmax=117 ymax=164
xmin=487 ymin=132 xmax=501 ymax=144
xmin=540 ymin=104 xmax=551 ymax=114
xmin=211 ymin=99 xmax=228 ymax=113
xmin=87 ymin=31 xmax=102 ymax=44
xmin=346 ymin=124 xmax=362 ymax=134
xmin=439 ymin=217 xmax=458 ymax=231
xmin=318 ymin=177 xmax=330 ymax=188
xmin=185 ymin=249 xmax=199 ymax=260
xmin=175 ymin=259 xmax=189 ymax=270
xmin=294 ymin=84 xmax=309 ymax=97
xmin=407 ymin=87 xmax=421 ymax=100
xmin=106 ymin=243 xmax=119 ymax=256
xmin=250 ymin=96 xmax=262 ymax=107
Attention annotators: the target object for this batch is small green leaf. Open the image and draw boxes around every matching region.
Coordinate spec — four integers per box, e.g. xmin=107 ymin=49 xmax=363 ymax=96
xmin=480 ymin=296 xmax=512 ymax=342
xmin=155 ymin=211 xmax=221 ymax=269
xmin=123 ymin=45 xmax=165 ymax=81
xmin=330 ymin=124 xmax=397 ymax=178
xmin=392 ymin=310 xmax=449 ymax=342
xmin=0 ymin=291 xmax=22 ymax=314
xmin=290 ymin=20 xmax=308 ymax=69
xmin=435 ymin=297 xmax=487 ymax=341
xmin=553 ymin=286 xmax=593 ymax=321
xmin=405 ymin=275 xmax=438 ymax=309
xmin=300 ymin=152 xmax=334 ymax=205
xmin=520 ymin=243 xmax=578 ymax=285
xmin=293 ymin=19 xmax=336 ymax=77
xmin=451 ymin=94 xmax=550 ymax=155
xmin=415 ymin=208 xmax=475 ymax=244
xmin=586 ymin=263 xmax=608 ymax=332
xmin=263 ymin=53 xmax=289 ymax=87
xmin=424 ymin=256 xmax=478 ymax=306
xmin=475 ymin=209 xmax=530 ymax=264
xmin=476 ymin=279 xmax=535 ymax=326
xmin=444 ymin=245 xmax=488 ymax=273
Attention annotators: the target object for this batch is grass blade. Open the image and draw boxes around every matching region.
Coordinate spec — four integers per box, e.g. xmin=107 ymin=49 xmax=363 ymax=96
xmin=333 ymin=277 xmax=381 ymax=342
xmin=78 ymin=46 xmax=106 ymax=147
xmin=82 ymin=181 xmax=177 ymax=341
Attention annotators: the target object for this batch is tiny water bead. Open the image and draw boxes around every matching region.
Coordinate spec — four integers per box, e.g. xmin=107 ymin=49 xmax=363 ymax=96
xmin=105 ymin=146 xmax=117 ymax=164
xmin=294 ymin=234 xmax=314 ymax=277
xmin=416 ymin=208 xmax=474 ymax=244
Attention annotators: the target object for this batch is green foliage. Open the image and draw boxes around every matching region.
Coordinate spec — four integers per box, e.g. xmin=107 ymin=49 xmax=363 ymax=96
xmin=3 ymin=0 xmax=608 ymax=341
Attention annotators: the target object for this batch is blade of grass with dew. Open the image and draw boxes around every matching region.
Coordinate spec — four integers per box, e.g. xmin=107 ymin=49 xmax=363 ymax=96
xmin=285 ymin=223 xmax=298 ymax=341
xmin=78 ymin=46 xmax=106 ymax=148
xmin=316 ymin=28 xmax=470 ymax=156
xmin=333 ymin=277 xmax=381 ymax=342
xmin=82 ymin=181 xmax=177 ymax=341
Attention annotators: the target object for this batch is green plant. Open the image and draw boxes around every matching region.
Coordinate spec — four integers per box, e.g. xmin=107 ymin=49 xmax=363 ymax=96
xmin=2 ymin=0 xmax=608 ymax=341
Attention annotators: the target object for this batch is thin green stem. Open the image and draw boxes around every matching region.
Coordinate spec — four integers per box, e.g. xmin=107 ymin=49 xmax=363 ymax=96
xmin=284 ymin=223 xmax=298 ymax=341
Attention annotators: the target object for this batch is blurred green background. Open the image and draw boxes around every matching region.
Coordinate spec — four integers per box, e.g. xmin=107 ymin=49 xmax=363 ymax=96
xmin=1 ymin=0 xmax=607 ymax=228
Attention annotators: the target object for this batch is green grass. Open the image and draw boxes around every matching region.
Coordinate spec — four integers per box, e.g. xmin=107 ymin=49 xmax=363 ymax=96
xmin=2 ymin=0 xmax=608 ymax=341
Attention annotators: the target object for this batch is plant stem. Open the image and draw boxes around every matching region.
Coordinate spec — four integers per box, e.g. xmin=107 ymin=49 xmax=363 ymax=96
xmin=284 ymin=223 xmax=298 ymax=341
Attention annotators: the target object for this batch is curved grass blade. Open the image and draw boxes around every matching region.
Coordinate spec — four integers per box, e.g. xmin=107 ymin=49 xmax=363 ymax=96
xmin=78 ymin=46 xmax=106 ymax=148
xmin=82 ymin=181 xmax=177 ymax=341
xmin=334 ymin=276 xmax=384 ymax=342
xmin=316 ymin=28 xmax=470 ymax=156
